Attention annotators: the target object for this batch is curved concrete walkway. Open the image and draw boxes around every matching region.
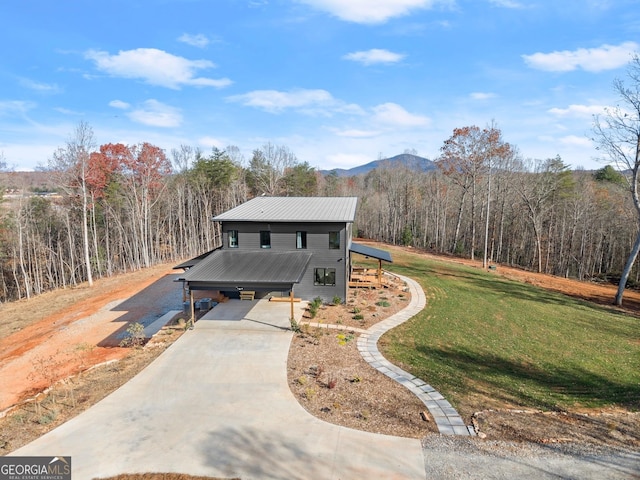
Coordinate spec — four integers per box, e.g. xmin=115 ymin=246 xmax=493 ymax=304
xmin=13 ymin=299 xmax=427 ymax=480
xmin=357 ymin=274 xmax=474 ymax=436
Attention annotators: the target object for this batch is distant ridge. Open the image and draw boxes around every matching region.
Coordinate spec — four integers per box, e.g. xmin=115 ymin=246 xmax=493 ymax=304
xmin=320 ymin=153 xmax=435 ymax=177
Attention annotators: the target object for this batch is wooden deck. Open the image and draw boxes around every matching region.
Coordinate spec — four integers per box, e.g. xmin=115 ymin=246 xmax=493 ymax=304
xmin=349 ymin=269 xmax=387 ymax=288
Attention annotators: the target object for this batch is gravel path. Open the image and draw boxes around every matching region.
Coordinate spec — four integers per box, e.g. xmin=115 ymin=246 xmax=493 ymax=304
xmin=422 ymin=432 xmax=640 ymax=478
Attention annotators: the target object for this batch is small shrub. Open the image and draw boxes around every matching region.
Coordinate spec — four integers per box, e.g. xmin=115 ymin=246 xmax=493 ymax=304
xmin=296 ymin=376 xmax=308 ymax=386
xmin=304 ymin=387 xmax=316 ymax=400
xmin=37 ymin=410 xmax=58 ymax=425
xmin=352 ymin=314 xmax=364 ymax=321
xmin=290 ymin=317 xmax=301 ymax=333
xmin=336 ymin=333 xmax=354 ymax=345
xmin=309 ymin=364 xmax=324 ymax=378
xmin=332 ymin=295 xmax=342 ymax=305
xmin=376 ymin=300 xmax=391 ymax=307
xmin=119 ymin=322 xmax=146 ymax=347
xmin=327 ymin=375 xmax=337 ymax=389
xmin=352 ymin=307 xmax=361 ymax=314
xmin=350 ymin=375 xmax=361 ymax=383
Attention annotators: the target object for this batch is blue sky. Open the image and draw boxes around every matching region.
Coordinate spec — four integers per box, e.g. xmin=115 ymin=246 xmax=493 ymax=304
xmin=1 ymin=0 xmax=638 ymax=172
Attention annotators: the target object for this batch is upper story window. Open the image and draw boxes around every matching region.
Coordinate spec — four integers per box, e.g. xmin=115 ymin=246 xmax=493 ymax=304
xmin=260 ymin=230 xmax=271 ymax=249
xmin=296 ymin=231 xmax=307 ymax=249
xmin=329 ymin=231 xmax=340 ymax=250
xmin=228 ymin=230 xmax=238 ymax=248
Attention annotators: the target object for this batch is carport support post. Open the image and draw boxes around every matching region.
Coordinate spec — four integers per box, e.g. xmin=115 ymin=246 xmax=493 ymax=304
xmin=290 ymin=288 xmax=294 ymax=322
xmin=190 ymin=289 xmax=195 ymax=326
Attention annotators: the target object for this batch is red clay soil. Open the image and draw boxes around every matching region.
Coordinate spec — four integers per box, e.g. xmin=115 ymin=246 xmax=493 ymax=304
xmin=0 ymin=264 xmax=179 ymax=413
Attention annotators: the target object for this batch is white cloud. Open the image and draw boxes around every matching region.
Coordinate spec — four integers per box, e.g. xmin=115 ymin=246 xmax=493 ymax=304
xmin=84 ymin=48 xmax=232 ymax=89
xmin=109 ymin=100 xmax=131 ymax=110
xmin=0 ymin=100 xmax=35 ymax=116
xmin=127 ymin=99 xmax=183 ymax=127
xmin=298 ymin=0 xmax=443 ymax=24
xmin=343 ymin=49 xmax=406 ymax=66
xmin=372 ymin=103 xmax=430 ymax=127
xmin=54 ymin=107 xmax=82 ymax=115
xmin=227 ymin=88 xmax=364 ymax=115
xmin=522 ymin=41 xmax=639 ymax=72
xmin=19 ymin=78 xmax=61 ymax=94
xmin=334 ymin=128 xmax=382 ymax=138
xmin=178 ymin=33 xmax=210 ymax=48
xmin=558 ymin=135 xmax=593 ymax=147
xmin=470 ymin=92 xmax=497 ymax=100
xmin=199 ymin=136 xmax=225 ymax=149
xmin=489 ymin=0 xmax=525 ymax=8
xmin=548 ymin=104 xmax=607 ymax=117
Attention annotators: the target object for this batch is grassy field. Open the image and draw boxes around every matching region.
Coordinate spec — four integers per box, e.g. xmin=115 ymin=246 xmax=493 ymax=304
xmin=378 ymin=250 xmax=640 ymax=416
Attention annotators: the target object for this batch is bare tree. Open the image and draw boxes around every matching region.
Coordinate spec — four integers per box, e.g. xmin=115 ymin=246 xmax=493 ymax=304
xmin=515 ymin=156 xmax=573 ymax=274
xmin=592 ymin=54 xmax=640 ymax=305
xmin=247 ymin=142 xmax=296 ymax=195
xmin=49 ymin=121 xmax=96 ymax=287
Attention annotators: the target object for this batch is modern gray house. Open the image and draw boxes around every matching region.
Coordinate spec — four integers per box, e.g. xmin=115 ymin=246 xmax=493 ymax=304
xmin=176 ymin=196 xmax=392 ymax=307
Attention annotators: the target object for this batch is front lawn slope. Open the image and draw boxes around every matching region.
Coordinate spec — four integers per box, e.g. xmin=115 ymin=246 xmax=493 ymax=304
xmin=381 ymin=251 xmax=640 ymax=417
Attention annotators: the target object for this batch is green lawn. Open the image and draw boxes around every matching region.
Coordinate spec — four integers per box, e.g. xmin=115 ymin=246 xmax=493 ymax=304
xmin=378 ymin=250 xmax=640 ymax=415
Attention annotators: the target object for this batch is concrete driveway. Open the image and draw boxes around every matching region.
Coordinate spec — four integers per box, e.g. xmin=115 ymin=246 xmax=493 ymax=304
xmin=13 ymin=299 xmax=426 ymax=480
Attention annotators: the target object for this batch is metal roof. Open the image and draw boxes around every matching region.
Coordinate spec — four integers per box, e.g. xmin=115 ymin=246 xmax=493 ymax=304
xmin=178 ymin=250 xmax=312 ymax=285
xmin=213 ymin=196 xmax=358 ymax=223
xmin=172 ymin=247 xmax=220 ymax=270
xmin=350 ymin=242 xmax=393 ymax=263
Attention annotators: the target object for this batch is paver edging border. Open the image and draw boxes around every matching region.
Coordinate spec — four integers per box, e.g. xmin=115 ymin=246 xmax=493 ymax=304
xmin=357 ymin=273 xmax=476 ymax=436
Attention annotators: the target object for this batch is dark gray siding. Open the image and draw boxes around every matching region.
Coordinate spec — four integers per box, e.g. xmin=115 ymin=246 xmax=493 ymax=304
xmin=221 ymin=221 xmax=350 ymax=302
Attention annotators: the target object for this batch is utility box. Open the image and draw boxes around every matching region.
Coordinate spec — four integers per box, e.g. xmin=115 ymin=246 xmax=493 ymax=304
xmin=200 ymin=298 xmax=212 ymax=310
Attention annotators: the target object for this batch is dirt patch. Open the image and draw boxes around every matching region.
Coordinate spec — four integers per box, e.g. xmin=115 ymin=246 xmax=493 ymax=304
xmin=473 ymin=408 xmax=640 ymax=448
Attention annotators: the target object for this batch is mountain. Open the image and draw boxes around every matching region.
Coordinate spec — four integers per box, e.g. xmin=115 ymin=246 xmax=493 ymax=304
xmin=320 ymin=153 xmax=436 ymax=177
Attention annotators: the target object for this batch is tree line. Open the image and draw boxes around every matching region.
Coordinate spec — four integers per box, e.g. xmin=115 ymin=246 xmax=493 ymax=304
xmin=1 ymin=56 xmax=638 ymax=305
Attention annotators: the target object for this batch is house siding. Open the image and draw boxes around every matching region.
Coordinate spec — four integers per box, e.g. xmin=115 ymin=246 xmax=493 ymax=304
xmin=221 ymin=221 xmax=349 ymax=302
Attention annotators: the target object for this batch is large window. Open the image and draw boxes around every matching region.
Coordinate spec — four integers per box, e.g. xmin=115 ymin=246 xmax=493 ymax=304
xmin=260 ymin=230 xmax=271 ymax=249
xmin=314 ymin=268 xmax=336 ymax=286
xmin=329 ymin=231 xmax=340 ymax=249
xmin=228 ymin=230 xmax=238 ymax=248
xmin=296 ymin=231 xmax=307 ymax=249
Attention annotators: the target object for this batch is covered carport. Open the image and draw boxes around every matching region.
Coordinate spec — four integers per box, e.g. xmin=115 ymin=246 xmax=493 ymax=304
xmin=176 ymin=250 xmax=312 ymax=322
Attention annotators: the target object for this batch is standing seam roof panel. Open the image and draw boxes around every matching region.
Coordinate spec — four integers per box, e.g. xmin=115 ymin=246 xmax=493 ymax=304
xmin=213 ymin=197 xmax=358 ymax=223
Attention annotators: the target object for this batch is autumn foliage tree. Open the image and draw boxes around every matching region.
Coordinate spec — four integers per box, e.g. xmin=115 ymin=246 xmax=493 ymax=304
xmin=437 ymin=124 xmax=512 ymax=261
